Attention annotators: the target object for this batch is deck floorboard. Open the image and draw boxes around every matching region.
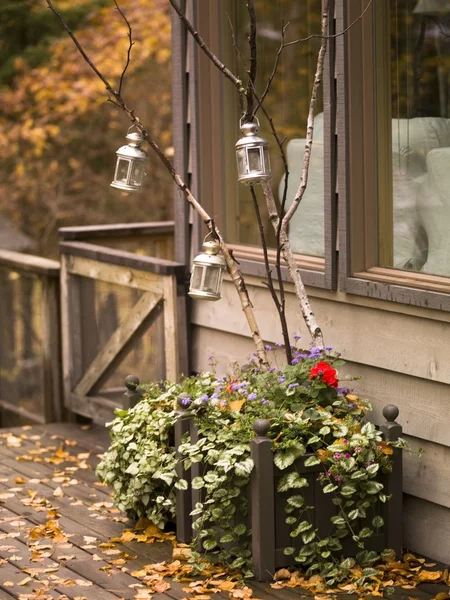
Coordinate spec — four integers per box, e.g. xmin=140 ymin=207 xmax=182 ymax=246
xmin=0 ymin=423 xmax=440 ymax=600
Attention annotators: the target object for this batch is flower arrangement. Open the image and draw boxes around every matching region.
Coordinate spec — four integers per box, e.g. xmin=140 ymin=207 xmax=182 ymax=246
xmin=97 ymin=346 xmax=405 ymax=583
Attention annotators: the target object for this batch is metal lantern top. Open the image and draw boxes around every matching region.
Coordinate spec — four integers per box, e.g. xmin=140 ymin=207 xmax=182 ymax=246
xmin=193 ymin=240 xmax=226 ymax=269
xmin=116 ymin=131 xmax=147 ymax=160
xmin=111 ymin=129 xmax=147 ymax=194
xmin=235 ymin=119 xmax=271 ymax=184
xmin=235 ymin=121 xmax=267 ymax=151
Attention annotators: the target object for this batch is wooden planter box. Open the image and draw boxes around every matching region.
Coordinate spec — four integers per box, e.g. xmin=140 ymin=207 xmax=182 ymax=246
xmin=173 ymin=404 xmax=403 ymax=582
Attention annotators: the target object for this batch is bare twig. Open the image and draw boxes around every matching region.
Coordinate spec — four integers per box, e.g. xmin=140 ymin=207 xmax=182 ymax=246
xmin=253 ymin=20 xmax=289 ymax=117
xmin=45 ymin=0 xmax=269 ymax=369
xmin=249 ymin=186 xmax=292 ymax=362
xmin=281 ymin=8 xmax=328 ymax=230
xmin=114 ymin=0 xmax=134 ymax=96
xmin=254 ymin=0 xmax=373 ymax=116
xmin=284 ymin=0 xmax=373 ymax=47
xmin=244 ymin=0 xmax=257 ymax=120
xmin=168 ymin=0 xmax=245 ymax=99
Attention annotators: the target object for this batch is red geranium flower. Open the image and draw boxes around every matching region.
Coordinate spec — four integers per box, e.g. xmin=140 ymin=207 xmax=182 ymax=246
xmin=309 ymin=361 xmax=339 ymax=388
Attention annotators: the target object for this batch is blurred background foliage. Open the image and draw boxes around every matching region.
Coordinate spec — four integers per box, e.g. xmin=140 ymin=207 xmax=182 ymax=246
xmin=0 ymin=0 xmax=173 ymax=257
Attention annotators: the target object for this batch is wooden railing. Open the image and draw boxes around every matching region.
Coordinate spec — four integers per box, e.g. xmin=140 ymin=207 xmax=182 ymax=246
xmin=0 ymin=250 xmax=61 ymax=424
xmin=0 ymin=221 xmax=180 ymax=426
xmin=59 ymin=236 xmax=187 ymax=423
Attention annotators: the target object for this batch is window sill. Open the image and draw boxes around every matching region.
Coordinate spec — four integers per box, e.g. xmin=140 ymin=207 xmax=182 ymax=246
xmin=343 ymin=267 xmax=450 ymax=311
xmin=228 ymin=244 xmax=327 ymax=288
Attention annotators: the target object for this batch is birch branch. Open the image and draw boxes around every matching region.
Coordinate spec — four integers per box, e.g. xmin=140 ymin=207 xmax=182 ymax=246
xmin=45 ymin=0 xmax=269 ymax=369
xmin=258 ymin=2 xmax=330 ymax=350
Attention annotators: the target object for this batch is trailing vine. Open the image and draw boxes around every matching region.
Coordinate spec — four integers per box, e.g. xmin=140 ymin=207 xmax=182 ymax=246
xmin=97 ymin=346 xmax=408 ymax=583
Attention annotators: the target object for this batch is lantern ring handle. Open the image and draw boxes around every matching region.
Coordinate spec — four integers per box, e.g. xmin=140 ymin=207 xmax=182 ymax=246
xmin=127 ymin=123 xmax=141 ymax=134
xmin=239 ymin=116 xmax=260 ymax=128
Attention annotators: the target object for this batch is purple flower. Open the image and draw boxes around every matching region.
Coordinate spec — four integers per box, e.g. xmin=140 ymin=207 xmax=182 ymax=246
xmin=239 ymin=388 xmax=248 ymax=396
xmin=354 ymin=446 xmax=361 ymax=453
xmin=334 ymin=475 xmax=341 ymax=482
xmin=294 ymin=335 xmax=301 ymax=340
xmin=211 ymin=392 xmax=219 ymax=399
xmin=247 ymin=393 xmax=257 ymax=401
xmin=288 ymin=383 xmax=299 ymax=389
xmin=344 ymin=453 xmax=351 ymax=459
xmin=275 ymin=342 xmax=283 ymax=347
xmin=291 ymin=359 xmax=299 ymax=365
xmin=200 ymin=394 xmax=209 ymax=402
xmin=310 ymin=346 xmax=322 ymax=356
xmin=265 ymin=345 xmax=273 ymax=351
xmin=261 ymin=398 xmax=269 ymax=405
xmin=208 ymin=354 xmax=215 ymax=360
xmin=337 ymin=387 xmax=350 ymax=396
xmin=269 ymin=367 xmax=275 ymax=373
xmin=326 ymin=470 xmax=332 ymax=477
xmin=232 ymin=382 xmax=247 ymax=390
xmin=181 ymin=397 xmax=191 ymax=407
xmin=347 ymin=402 xmax=356 ymax=410
xmin=278 ymin=376 xmax=286 ymax=384
xmin=333 ymin=452 xmax=342 ymax=460
xmin=325 ymin=345 xmax=333 ymax=351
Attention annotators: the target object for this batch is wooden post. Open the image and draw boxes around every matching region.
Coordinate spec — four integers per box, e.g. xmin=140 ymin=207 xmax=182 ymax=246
xmin=174 ymin=393 xmax=193 ymax=543
xmin=122 ymin=375 xmax=142 ymax=410
xmin=41 ymin=274 xmax=63 ymax=422
xmin=251 ymin=419 xmax=276 ymax=582
xmin=380 ymin=404 xmax=403 ymax=558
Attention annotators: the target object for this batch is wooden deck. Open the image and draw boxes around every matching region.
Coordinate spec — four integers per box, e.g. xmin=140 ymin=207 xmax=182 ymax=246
xmin=0 ymin=423 xmax=445 ymax=600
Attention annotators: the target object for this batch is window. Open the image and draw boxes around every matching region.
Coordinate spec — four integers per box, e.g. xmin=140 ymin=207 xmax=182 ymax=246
xmin=220 ymin=0 xmax=325 ymax=257
xmin=340 ymin=0 xmax=450 ymax=307
xmin=188 ymin=0 xmax=336 ymax=289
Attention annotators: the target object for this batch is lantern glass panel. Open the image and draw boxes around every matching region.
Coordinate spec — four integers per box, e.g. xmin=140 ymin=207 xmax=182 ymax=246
xmin=263 ymin=146 xmax=270 ymax=171
xmin=190 ymin=265 xmax=203 ymax=290
xmin=116 ymin=158 xmax=130 ymax=183
xmin=236 ymin=148 xmax=246 ymax=175
xmin=203 ymin=267 xmax=220 ymax=294
xmin=248 ymin=147 xmax=262 ymax=172
xmin=130 ymin=161 xmax=144 ymax=186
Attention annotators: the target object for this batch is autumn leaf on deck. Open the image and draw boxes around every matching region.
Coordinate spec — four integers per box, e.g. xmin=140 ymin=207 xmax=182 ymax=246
xmin=417 ymin=570 xmax=443 ymax=582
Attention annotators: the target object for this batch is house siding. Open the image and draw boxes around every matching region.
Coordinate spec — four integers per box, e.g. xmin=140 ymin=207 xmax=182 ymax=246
xmin=190 ymin=278 xmax=450 ymax=564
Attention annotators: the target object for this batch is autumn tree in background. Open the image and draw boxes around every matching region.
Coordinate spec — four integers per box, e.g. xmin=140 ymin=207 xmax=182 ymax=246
xmin=0 ymin=0 xmax=173 ymax=257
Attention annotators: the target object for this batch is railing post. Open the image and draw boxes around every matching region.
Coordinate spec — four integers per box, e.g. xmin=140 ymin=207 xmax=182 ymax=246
xmin=251 ymin=419 xmax=276 ymax=582
xmin=380 ymin=404 xmax=403 ymax=557
xmin=122 ymin=375 xmax=142 ymax=409
xmin=175 ymin=393 xmax=193 ymax=543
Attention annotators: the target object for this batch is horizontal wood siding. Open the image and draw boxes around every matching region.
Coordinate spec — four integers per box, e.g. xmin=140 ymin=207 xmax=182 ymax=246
xmin=191 ymin=280 xmax=450 ymax=563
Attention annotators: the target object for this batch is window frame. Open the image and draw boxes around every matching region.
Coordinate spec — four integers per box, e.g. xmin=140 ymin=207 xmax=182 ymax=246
xmin=337 ymin=0 xmax=450 ymax=311
xmin=172 ymin=0 xmax=338 ymax=290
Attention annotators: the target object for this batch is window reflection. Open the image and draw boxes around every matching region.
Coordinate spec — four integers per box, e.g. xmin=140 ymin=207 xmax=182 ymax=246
xmin=386 ymin=0 xmax=450 ymax=275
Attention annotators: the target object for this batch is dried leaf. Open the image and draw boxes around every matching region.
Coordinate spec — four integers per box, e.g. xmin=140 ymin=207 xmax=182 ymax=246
xmin=274 ymin=569 xmax=291 ymax=581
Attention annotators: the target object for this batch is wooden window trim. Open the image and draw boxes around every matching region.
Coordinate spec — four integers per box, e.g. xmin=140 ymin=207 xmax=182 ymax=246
xmin=337 ymin=0 xmax=450 ymax=311
xmin=173 ymin=0 xmax=338 ymax=290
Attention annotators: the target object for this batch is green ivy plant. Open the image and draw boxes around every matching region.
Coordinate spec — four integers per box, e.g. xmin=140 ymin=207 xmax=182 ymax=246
xmin=97 ymin=346 xmax=407 ymax=583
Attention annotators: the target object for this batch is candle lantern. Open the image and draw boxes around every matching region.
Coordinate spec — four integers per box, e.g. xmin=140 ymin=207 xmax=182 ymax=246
xmin=189 ymin=239 xmax=226 ymax=301
xmin=235 ymin=118 xmax=271 ymax=184
xmin=111 ymin=128 xmax=147 ymax=193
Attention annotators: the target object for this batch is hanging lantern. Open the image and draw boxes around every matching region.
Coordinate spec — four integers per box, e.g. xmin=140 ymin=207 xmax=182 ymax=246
xmin=235 ymin=118 xmax=271 ymax=184
xmin=189 ymin=239 xmax=226 ymax=301
xmin=111 ymin=127 xmax=147 ymax=193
